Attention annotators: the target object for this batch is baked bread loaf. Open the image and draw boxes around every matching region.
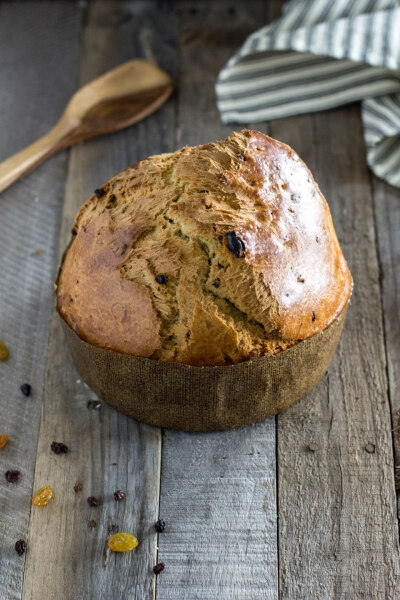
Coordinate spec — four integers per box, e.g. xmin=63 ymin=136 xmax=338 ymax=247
xmin=57 ymin=129 xmax=352 ymax=367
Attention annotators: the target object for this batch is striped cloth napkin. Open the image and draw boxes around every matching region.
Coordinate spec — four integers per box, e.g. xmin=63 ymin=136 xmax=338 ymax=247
xmin=216 ymin=0 xmax=400 ymax=189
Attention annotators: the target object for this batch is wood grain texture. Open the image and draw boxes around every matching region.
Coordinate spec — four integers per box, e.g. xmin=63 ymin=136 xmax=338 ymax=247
xmin=0 ymin=3 xmax=82 ymax=599
xmin=271 ymin=106 xmax=400 ymax=599
xmin=372 ymin=178 xmax=400 ymax=517
xmin=21 ymin=1 xmax=177 ymax=599
xmin=156 ymin=3 xmax=278 ymax=599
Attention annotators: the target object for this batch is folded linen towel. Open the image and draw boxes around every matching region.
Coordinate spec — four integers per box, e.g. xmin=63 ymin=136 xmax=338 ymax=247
xmin=216 ymin=0 xmax=400 ymax=188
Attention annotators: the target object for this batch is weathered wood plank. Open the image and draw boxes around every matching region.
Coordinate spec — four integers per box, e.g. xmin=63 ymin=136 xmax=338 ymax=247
xmin=372 ymin=177 xmax=400 ymax=519
xmin=21 ymin=2 xmax=177 ymax=599
xmin=272 ymin=106 xmax=400 ymax=598
xmin=156 ymin=3 xmax=278 ymax=599
xmin=0 ymin=3 xmax=83 ymax=599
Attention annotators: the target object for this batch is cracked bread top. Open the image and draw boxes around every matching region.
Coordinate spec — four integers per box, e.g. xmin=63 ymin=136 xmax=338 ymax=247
xmin=56 ymin=129 xmax=352 ymax=367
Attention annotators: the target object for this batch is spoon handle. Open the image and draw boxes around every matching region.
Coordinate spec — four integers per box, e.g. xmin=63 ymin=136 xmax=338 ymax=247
xmin=0 ymin=118 xmax=75 ymax=194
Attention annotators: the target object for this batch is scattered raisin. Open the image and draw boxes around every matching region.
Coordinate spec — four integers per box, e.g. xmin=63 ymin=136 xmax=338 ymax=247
xmin=186 ymin=331 xmax=191 ymax=339
xmin=212 ymin=278 xmax=221 ymax=288
xmin=88 ymin=520 xmax=97 ymax=528
xmin=199 ymin=190 xmax=208 ymax=193
xmin=308 ymin=443 xmax=318 ymax=452
xmin=51 ymin=442 xmax=68 ymax=454
xmin=0 ymin=340 xmax=9 ymax=360
xmin=156 ymin=274 xmax=168 ymax=285
xmin=109 ymin=194 xmax=116 ymax=202
xmin=108 ymin=532 xmax=138 ymax=552
xmin=168 ymin=218 xmax=174 ymax=223
xmin=74 ymin=481 xmax=83 ymax=493
xmin=15 ymin=540 xmax=26 ymax=556
xmin=32 ymin=486 xmax=53 ymax=506
xmin=87 ymin=400 xmax=102 ymax=410
xmin=297 ymin=276 xmax=305 ymax=283
xmin=153 ymin=562 xmax=165 ymax=575
xmin=114 ymin=490 xmax=125 ymax=502
xmin=71 ymin=229 xmax=77 ymax=236
xmin=365 ymin=443 xmax=376 ymax=454
xmin=87 ymin=496 xmax=99 ymax=507
xmin=94 ymin=188 xmax=105 ymax=198
xmin=155 ymin=519 xmax=165 ymax=533
xmin=226 ymin=232 xmax=245 ymax=258
xmin=237 ymin=153 xmax=246 ymax=161
xmin=0 ymin=434 xmax=9 ymax=449
xmin=5 ymin=470 xmax=20 ymax=483
xmin=312 ymin=312 xmax=316 ymax=322
xmin=20 ymin=383 xmax=31 ymax=397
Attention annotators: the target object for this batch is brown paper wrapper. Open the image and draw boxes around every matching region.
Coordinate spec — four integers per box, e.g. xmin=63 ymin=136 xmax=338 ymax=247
xmin=60 ymin=306 xmax=347 ymax=431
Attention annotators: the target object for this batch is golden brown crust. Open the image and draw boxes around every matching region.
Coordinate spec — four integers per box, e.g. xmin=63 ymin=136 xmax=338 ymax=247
xmin=56 ymin=130 xmax=352 ymax=366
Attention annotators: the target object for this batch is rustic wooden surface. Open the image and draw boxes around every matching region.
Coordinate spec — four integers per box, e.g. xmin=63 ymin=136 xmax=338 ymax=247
xmin=0 ymin=1 xmax=399 ymax=599
xmin=0 ymin=3 xmax=83 ymax=599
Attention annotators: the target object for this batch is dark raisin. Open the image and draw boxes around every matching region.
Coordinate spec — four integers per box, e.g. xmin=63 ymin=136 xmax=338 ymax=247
xmin=308 ymin=443 xmax=318 ymax=452
xmin=71 ymin=228 xmax=77 ymax=236
xmin=156 ymin=274 xmax=168 ymax=285
xmin=20 ymin=383 xmax=31 ymax=397
xmin=365 ymin=443 xmax=376 ymax=454
xmin=87 ymin=400 xmax=102 ymax=410
xmin=312 ymin=311 xmax=316 ymax=322
xmin=186 ymin=331 xmax=191 ymax=339
xmin=212 ymin=278 xmax=221 ymax=288
xmin=74 ymin=481 xmax=83 ymax=493
xmin=87 ymin=496 xmax=99 ymax=507
xmin=199 ymin=190 xmax=208 ymax=194
xmin=5 ymin=470 xmax=20 ymax=483
xmin=155 ymin=519 xmax=166 ymax=533
xmin=226 ymin=232 xmax=245 ymax=258
xmin=168 ymin=218 xmax=174 ymax=223
xmin=88 ymin=519 xmax=97 ymax=528
xmin=208 ymin=259 xmax=211 ymax=265
xmin=237 ymin=153 xmax=246 ymax=161
xmin=51 ymin=441 xmax=69 ymax=454
xmin=15 ymin=540 xmax=26 ymax=556
xmin=297 ymin=276 xmax=305 ymax=283
xmin=94 ymin=188 xmax=105 ymax=198
xmin=114 ymin=490 xmax=125 ymax=502
xmin=153 ymin=562 xmax=165 ymax=574
xmin=109 ymin=194 xmax=116 ymax=202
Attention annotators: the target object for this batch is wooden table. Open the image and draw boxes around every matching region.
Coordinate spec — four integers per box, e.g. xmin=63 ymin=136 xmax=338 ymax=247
xmin=0 ymin=1 xmax=399 ymax=598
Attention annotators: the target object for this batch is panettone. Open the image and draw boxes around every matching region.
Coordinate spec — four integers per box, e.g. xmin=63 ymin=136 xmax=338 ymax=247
xmin=56 ymin=130 xmax=352 ymax=430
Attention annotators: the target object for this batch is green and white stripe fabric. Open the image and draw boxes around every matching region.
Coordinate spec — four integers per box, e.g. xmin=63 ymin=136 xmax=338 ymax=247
xmin=216 ymin=0 xmax=400 ymax=188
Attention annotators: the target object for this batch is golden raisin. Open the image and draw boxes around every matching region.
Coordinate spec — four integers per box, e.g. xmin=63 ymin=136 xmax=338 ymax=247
xmin=32 ymin=486 xmax=53 ymax=506
xmin=0 ymin=434 xmax=9 ymax=449
xmin=108 ymin=532 xmax=138 ymax=552
xmin=0 ymin=340 xmax=9 ymax=360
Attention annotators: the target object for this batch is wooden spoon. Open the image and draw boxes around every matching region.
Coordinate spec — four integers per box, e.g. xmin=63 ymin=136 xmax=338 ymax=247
xmin=0 ymin=59 xmax=173 ymax=193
